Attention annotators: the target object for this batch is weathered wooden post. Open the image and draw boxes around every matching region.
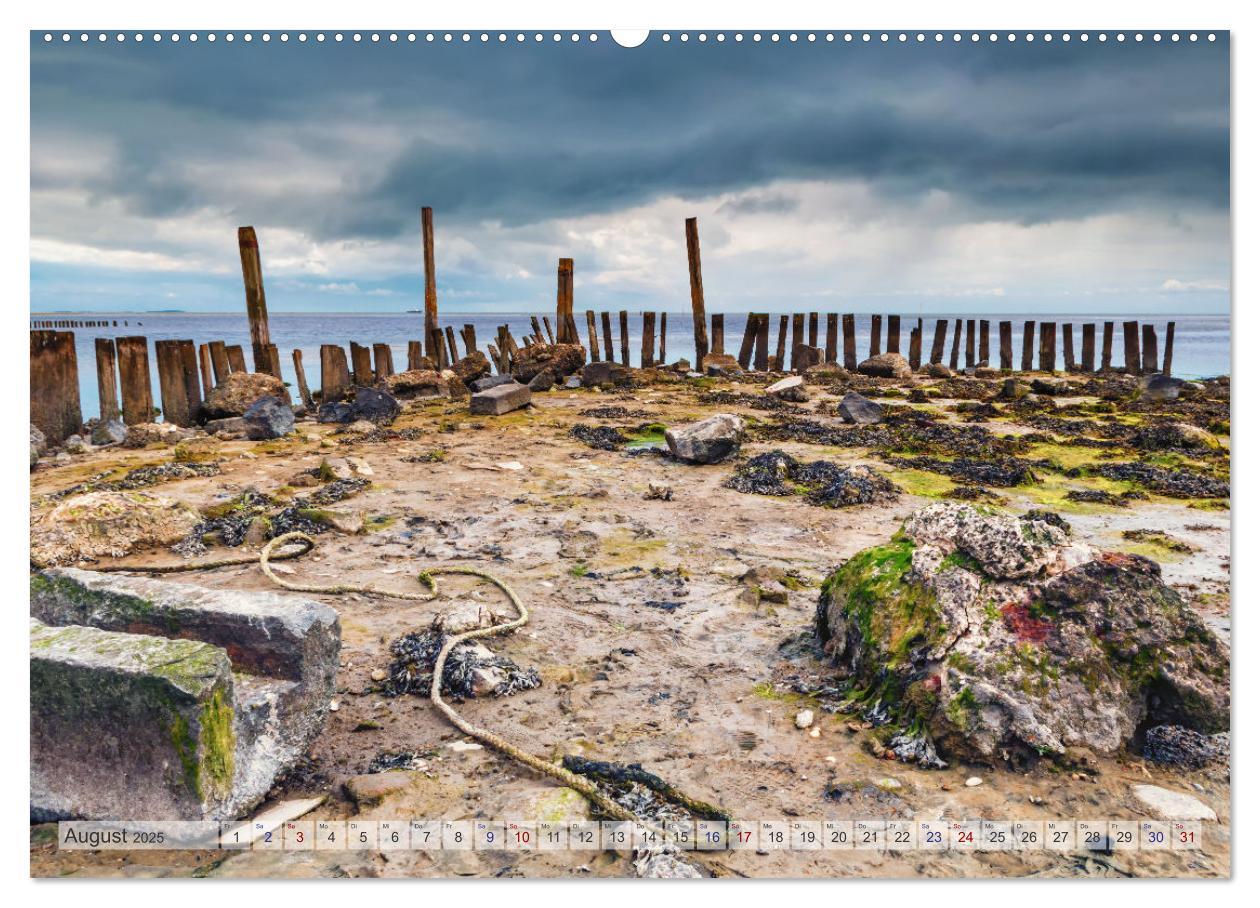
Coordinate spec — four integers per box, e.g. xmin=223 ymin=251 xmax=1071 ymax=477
xmin=978 ymin=319 xmax=989 ymax=365
xmin=842 ymin=314 xmax=857 ymax=370
xmin=619 ymin=311 xmax=630 ymax=366
xmin=586 ymin=310 xmax=601 ymax=362
xmin=1081 ymin=325 xmax=1096 ymax=373
xmin=949 ymin=319 xmax=962 ymax=370
xmin=736 ymin=316 xmax=756 ymax=370
xmin=808 ymin=312 xmax=819 ymax=348
xmin=30 ymin=330 xmax=82 ymax=443
xmin=154 ymin=340 xmax=192 ymax=426
xmin=790 ymin=314 xmax=805 ymax=370
xmin=1163 ymin=322 xmax=1176 ymax=376
xmin=116 ymin=336 xmax=153 ymax=425
xmin=542 ymin=317 xmax=555 ymax=345
xmin=407 ymin=341 xmax=424 ymax=371
xmin=641 ymin=312 xmax=656 ymax=368
xmin=433 ymin=329 xmax=450 ymax=369
xmin=320 ymin=345 xmax=351 ymax=403
xmin=1038 ymin=323 xmax=1057 ymax=372
xmin=197 ymin=343 xmax=214 ymax=397
xmin=930 ymin=319 xmax=948 ymax=365
xmin=1101 ymin=321 xmax=1115 ymax=372
xmin=1122 ymin=321 xmax=1141 ymax=374
xmin=530 ymin=316 xmax=544 ymax=343
xmin=1021 ymin=321 xmax=1036 ymax=371
xmin=237 ymin=226 xmax=275 ymax=375
xmin=463 ymin=324 xmax=478 ymax=356
xmin=887 ymin=315 xmax=900 ymax=355
xmin=754 ymin=314 xmax=770 ymax=371
xmin=601 ymin=312 xmax=615 ymax=361
xmin=1063 ymin=324 xmax=1077 ymax=372
xmin=445 ymin=327 xmax=459 ymax=364
xmin=711 ymin=313 xmax=725 ymax=356
xmin=350 ymin=343 xmax=373 ymax=385
xmin=999 ymin=321 xmax=1013 ymax=371
xmin=208 ymin=340 xmax=231 ymax=383
xmin=421 ymin=207 xmax=438 ymax=359
xmin=292 ymin=349 xmax=314 ymax=409
xmin=226 ymin=345 xmax=247 ymax=374
xmin=684 ymin=217 xmax=709 ymax=365
xmin=95 ymin=337 xmax=120 ymax=422
xmin=965 ymin=319 xmax=976 ymax=368
xmin=557 ymin=258 xmax=575 ymax=344
xmin=373 ymin=343 xmax=395 ymax=381
xmin=1142 ymin=324 xmax=1159 ymax=373
xmin=825 ymin=314 xmax=838 ymax=364
xmin=774 ymin=315 xmax=789 ymax=370
xmin=908 ymin=320 xmax=922 ymax=370
xmin=869 ymin=315 xmax=882 ymax=358
xmin=658 ymin=312 xmax=668 ymax=365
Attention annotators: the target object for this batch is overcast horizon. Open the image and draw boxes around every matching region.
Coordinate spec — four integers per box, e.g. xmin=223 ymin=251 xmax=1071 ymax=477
xmin=30 ymin=32 xmax=1230 ymax=316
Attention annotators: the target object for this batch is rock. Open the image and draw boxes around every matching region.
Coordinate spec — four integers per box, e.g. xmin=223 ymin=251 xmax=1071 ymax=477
xmin=815 ymin=502 xmax=1229 ymax=764
xmin=205 ymin=416 xmax=248 ymax=435
xmin=306 ymin=509 xmax=364 ymax=535
xmin=30 ymin=570 xmax=339 ymax=821
xmin=564 ymin=375 xmax=582 ymax=389
xmin=123 ymin=422 xmax=193 ymax=448
xmin=838 ymin=392 xmax=883 ymax=425
xmin=450 ymin=351 xmax=492 ymax=387
xmin=243 ymin=396 xmax=295 ymax=440
xmin=1131 ymin=784 xmax=1217 ymax=821
xmin=700 ymin=352 xmax=743 ymax=377
xmin=1031 ymin=377 xmax=1071 ymax=396
xmin=318 ymin=457 xmax=356 ymax=480
xmin=511 ymin=343 xmax=586 ymax=383
xmin=582 ymin=361 xmax=634 ymax=388
xmin=795 ymin=709 xmax=815 ymax=729
xmin=856 ymin=353 xmax=912 ymax=379
xmin=1132 ymin=422 xmax=1219 ymax=451
xmin=318 ymin=387 xmax=401 ymax=425
xmin=30 ymin=445 xmax=38 ymax=468
xmin=921 ymin=362 xmax=952 ymax=378
xmin=243 ymin=516 xmax=270 ymax=547
xmin=526 ymin=370 xmax=555 ymax=392
xmin=965 ymin=776 xmax=983 ymax=787
xmin=804 ymin=363 xmax=848 ymax=383
xmin=874 ymin=777 xmax=902 ymax=791
xmin=382 ymin=370 xmax=446 ymax=399
xmin=665 ymin=413 xmax=744 ymax=464
xmin=54 ymin=452 xmax=70 ymax=464
xmin=1143 ymin=725 xmax=1229 ymax=769
xmin=30 ymin=491 xmax=201 ymax=567
xmin=1141 ymin=374 xmax=1185 ymax=402
xmin=766 ymin=375 xmax=808 ymax=402
xmin=470 ymin=373 xmax=516 ymax=393
xmin=470 ymin=381 xmax=531 ymax=416
xmin=202 ymin=372 xmax=291 ymax=419
xmin=340 ymin=419 xmax=379 ymax=435
xmin=439 ymin=603 xmax=501 ymax=635
xmin=996 ymin=378 xmax=1032 ymax=401
xmin=90 ymin=419 xmax=127 ymax=446
xmin=370 ymin=668 xmax=388 ymax=682
xmin=64 ymin=434 xmax=90 ymax=454
xmin=792 ymin=344 xmax=822 ymax=372
xmin=31 ymin=424 xmax=46 ymax=455
xmin=669 ymin=358 xmax=692 ymax=373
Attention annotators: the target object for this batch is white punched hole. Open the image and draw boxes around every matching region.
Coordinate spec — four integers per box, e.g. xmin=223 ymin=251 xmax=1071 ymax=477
xmin=611 ymin=29 xmax=649 ymax=48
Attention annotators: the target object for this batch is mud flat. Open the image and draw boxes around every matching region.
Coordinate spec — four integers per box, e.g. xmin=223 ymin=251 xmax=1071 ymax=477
xmin=29 ymin=362 xmax=1230 ymax=878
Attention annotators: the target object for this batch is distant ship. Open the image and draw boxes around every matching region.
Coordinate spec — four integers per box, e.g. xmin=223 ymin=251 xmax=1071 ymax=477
xmin=406 ymin=309 xmax=423 ymax=313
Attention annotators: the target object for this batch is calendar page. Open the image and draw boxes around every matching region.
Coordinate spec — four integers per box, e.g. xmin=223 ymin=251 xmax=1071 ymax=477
xmin=26 ymin=14 xmax=1232 ymax=885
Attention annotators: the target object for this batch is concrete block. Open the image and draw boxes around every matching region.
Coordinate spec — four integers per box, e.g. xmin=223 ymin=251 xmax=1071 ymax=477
xmin=470 ymin=381 xmax=531 ymax=415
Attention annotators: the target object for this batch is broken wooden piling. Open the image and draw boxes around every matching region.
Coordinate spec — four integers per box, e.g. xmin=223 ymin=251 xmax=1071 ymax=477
xmin=422 ymin=207 xmax=438 ymax=360
xmin=95 ymin=337 xmax=119 ymax=423
xmin=116 ymin=336 xmax=154 ymax=426
xmin=1142 ymin=324 xmax=1159 ymax=373
xmin=754 ymin=314 xmax=770 ymax=371
xmin=208 ymin=340 xmax=230 ymax=384
xmin=1163 ymin=323 xmax=1176 ymax=376
xmin=641 ymin=311 xmax=656 ymax=368
xmin=292 ymin=349 xmax=314 ymax=409
xmin=1039 ymin=323 xmax=1057 ymax=372
xmin=1123 ymin=321 xmax=1141 ymax=374
xmin=999 ymin=321 xmax=1013 ymax=371
xmin=842 ymin=314 xmax=857 ymax=370
xmin=30 ymin=330 xmax=82 ymax=444
xmin=1021 ymin=321 xmax=1035 ymax=372
xmin=586 ymin=311 xmax=601 ymax=362
xmin=684 ymin=217 xmax=709 ymax=365
xmin=619 ymin=311 xmax=630 ymax=366
xmin=237 ymin=226 xmax=274 ymax=376
xmin=825 ymin=314 xmax=838 ymax=364
xmin=887 ymin=315 xmax=900 ymax=355
xmin=320 ymin=345 xmax=351 ymax=403
xmin=557 ymin=259 xmax=576 ymax=344
xmin=930 ymin=319 xmax=947 ymax=365
xmin=373 ymin=343 xmax=395 ymax=381
xmin=1081 ymin=324 xmax=1096 ymax=373
xmin=711 ymin=313 xmax=725 ymax=356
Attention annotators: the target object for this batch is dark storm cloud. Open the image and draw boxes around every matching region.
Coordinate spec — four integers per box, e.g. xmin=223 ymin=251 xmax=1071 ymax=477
xmin=30 ymin=33 xmax=1229 ymax=242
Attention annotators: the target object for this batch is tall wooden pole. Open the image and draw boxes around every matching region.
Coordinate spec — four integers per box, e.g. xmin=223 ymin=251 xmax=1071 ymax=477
xmin=684 ymin=217 xmax=709 ymax=365
xmin=557 ymin=258 xmax=575 ymax=344
xmin=237 ymin=226 xmax=273 ymax=374
xmin=422 ymin=207 xmax=438 ymax=359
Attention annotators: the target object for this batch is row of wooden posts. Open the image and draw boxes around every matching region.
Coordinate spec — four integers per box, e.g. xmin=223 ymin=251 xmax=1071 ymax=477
xmin=30 ymin=319 xmax=130 ymax=329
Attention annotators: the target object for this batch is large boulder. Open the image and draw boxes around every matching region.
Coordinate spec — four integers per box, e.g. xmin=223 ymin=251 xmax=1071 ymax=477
xmin=815 ymin=503 xmax=1229 ymax=766
xmin=665 ymin=414 xmax=744 ymax=464
xmin=382 ymin=369 xmax=446 ymax=399
xmin=1141 ymin=374 xmax=1185 ymax=402
xmin=582 ymin=361 xmax=633 ymax=388
xmin=90 ymin=419 xmax=127 ymax=446
xmin=766 ymin=375 xmax=808 ymax=402
xmin=451 ymin=351 xmax=492 ymax=387
xmin=511 ymin=343 xmax=586 ymax=383
xmin=317 ymin=387 xmax=401 ymax=425
xmin=856 ymin=353 xmax=912 ymax=380
xmin=30 ymin=491 xmax=201 ymax=567
xmin=201 ymin=372 xmax=290 ymax=420
xmin=243 ymin=396 xmax=295 ymax=440
xmin=700 ymin=352 xmax=743 ymax=377
xmin=838 ymin=392 xmax=882 ymax=425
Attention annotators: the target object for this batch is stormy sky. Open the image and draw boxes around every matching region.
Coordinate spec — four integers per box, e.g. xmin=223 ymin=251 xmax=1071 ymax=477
xmin=30 ymin=32 xmax=1230 ymax=315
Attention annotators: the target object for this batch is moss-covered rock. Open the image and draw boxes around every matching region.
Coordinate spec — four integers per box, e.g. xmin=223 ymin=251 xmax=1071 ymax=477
xmin=815 ymin=503 xmax=1229 ymax=767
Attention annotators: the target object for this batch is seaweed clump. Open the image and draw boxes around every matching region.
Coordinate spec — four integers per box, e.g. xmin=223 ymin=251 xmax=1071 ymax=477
xmin=382 ymin=622 xmax=541 ymax=700
xmin=570 ymin=424 xmax=628 ymax=451
xmin=725 ymin=450 xmax=900 ymax=507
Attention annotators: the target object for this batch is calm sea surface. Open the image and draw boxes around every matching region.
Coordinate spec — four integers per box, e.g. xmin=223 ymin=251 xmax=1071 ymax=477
xmin=31 ymin=311 xmax=1230 ymax=421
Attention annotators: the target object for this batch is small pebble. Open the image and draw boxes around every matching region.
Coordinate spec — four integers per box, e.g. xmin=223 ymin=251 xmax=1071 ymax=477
xmin=370 ymin=669 xmax=387 ymax=682
xmin=329 ymin=700 xmax=340 ymax=712
xmin=965 ymin=776 xmax=983 ymax=787
xmin=809 ymin=727 xmax=821 ymax=738
xmin=874 ymin=777 xmax=902 ymax=791
xmin=794 ymin=709 xmax=814 ymax=729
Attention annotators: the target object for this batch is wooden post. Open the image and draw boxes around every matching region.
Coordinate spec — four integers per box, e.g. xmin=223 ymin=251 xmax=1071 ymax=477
xmin=1063 ymin=324 xmax=1077 ymax=372
xmin=684 ymin=217 xmax=709 ymax=364
xmin=1101 ymin=322 xmax=1114 ymax=372
xmin=373 ymin=343 xmax=395 ymax=381
xmin=908 ymin=319 xmax=922 ymax=370
xmin=825 ymin=314 xmax=838 ymax=364
xmin=154 ymin=340 xmax=192 ymax=426
xmin=586 ymin=310 xmax=601 ymax=362
xmin=641 ymin=312 xmax=656 ymax=368
xmin=320 ymin=345 xmax=351 ymax=403
xmin=530 ymin=316 xmax=544 ymax=344
xmin=487 ymin=343 xmax=503 ymax=374
xmin=790 ymin=314 xmax=804 ymax=370
xmin=619 ymin=311 xmax=630 ymax=366
xmin=237 ymin=226 xmax=274 ymax=375
xmin=999 ymin=321 xmax=1013 ymax=371
xmin=736 ymin=315 xmax=756 ymax=370
xmin=30 ymin=330 xmax=82 ymax=443
xmin=226 ymin=345 xmax=247 ymax=374
xmin=886 ymin=315 xmax=900 ymax=354
xmin=1123 ymin=321 xmax=1141 ymax=374
xmin=116 ymin=336 xmax=153 ymax=426
xmin=808 ymin=312 xmax=819 ymax=348
xmin=775 ymin=315 xmax=789 ymax=370
xmin=965 ymin=319 xmax=976 ymax=368
xmin=95 ymin=337 xmax=120 ymax=422
xmin=949 ymin=319 xmax=962 ymax=370
xmin=208 ymin=340 xmax=230 ymax=383
xmin=842 ymin=314 xmax=857 ymax=370
xmin=1081 ymin=324 xmax=1096 ymax=373
xmin=433 ymin=328 xmax=451 ymax=369
xmin=711 ymin=313 xmax=725 ymax=356
xmin=350 ymin=343 xmax=373 ymax=385
xmin=408 ymin=340 xmax=424 ymax=371
xmin=655 ymin=312 xmax=665 ymax=365
xmin=463 ymin=325 xmax=477 ymax=356
xmin=930 ymin=319 xmax=948 ymax=364
xmin=869 ymin=315 xmax=882 ymax=358
xmin=602 ymin=312 xmax=615 ymax=361
xmin=197 ymin=343 xmax=214 ymax=398
xmin=292 ymin=349 xmax=314 ymax=409
xmin=1163 ymin=322 xmax=1176 ymax=376
xmin=557 ymin=258 xmax=575 ymax=344
xmin=421 ymin=207 xmax=438 ymax=359
xmin=978 ymin=320 xmax=989 ymax=365
xmin=264 ymin=343 xmax=282 ymax=377
xmin=1142 ymin=324 xmax=1159 ymax=373
xmin=1038 ymin=323 xmax=1057 ymax=372
xmin=542 ymin=317 xmax=555 ymax=345
xmin=445 ymin=327 xmax=459 ymax=364
xmin=1021 ymin=321 xmax=1035 ymax=372
xmin=754 ymin=314 xmax=770 ymax=372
